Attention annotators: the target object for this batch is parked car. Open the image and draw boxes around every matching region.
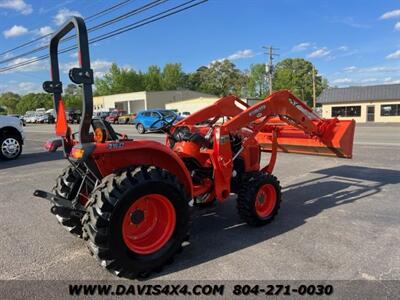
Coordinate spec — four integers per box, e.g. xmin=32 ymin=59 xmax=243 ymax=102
xmin=37 ymin=113 xmax=55 ymax=124
xmin=106 ymin=110 xmax=127 ymax=124
xmin=179 ymin=111 xmax=191 ymax=117
xmin=66 ymin=109 xmax=81 ymax=124
xmin=35 ymin=108 xmax=46 ymax=114
xmin=132 ymin=109 xmax=183 ymax=134
xmin=24 ymin=111 xmax=37 ymax=123
xmin=8 ymin=114 xmax=26 ymax=126
xmin=29 ymin=113 xmax=41 ymax=123
xmin=93 ymin=111 xmax=110 ymax=121
xmin=35 ymin=113 xmax=45 ymax=123
xmin=25 ymin=116 xmax=32 ymax=123
xmin=118 ymin=113 xmax=136 ymax=124
xmin=0 ymin=115 xmax=24 ymax=160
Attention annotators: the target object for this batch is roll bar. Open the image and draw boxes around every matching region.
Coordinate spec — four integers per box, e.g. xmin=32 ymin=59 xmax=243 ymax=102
xmin=43 ymin=16 xmax=93 ymax=146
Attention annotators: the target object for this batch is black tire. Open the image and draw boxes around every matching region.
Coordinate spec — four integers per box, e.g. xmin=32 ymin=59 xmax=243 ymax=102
xmin=237 ymin=172 xmax=281 ymax=227
xmin=0 ymin=133 xmax=23 ymax=160
xmin=52 ymin=166 xmax=84 ymax=236
xmin=136 ymin=123 xmax=145 ymax=134
xmin=82 ymin=166 xmax=190 ymax=278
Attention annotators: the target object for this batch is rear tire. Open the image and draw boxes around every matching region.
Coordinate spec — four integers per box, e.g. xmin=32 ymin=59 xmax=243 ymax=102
xmin=82 ymin=166 xmax=190 ymax=278
xmin=237 ymin=172 xmax=281 ymax=227
xmin=52 ymin=166 xmax=84 ymax=236
xmin=136 ymin=123 xmax=145 ymax=134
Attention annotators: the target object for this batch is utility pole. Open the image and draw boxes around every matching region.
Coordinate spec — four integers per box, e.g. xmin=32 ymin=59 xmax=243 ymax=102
xmin=262 ymin=46 xmax=279 ymax=95
xmin=312 ymin=65 xmax=316 ymax=109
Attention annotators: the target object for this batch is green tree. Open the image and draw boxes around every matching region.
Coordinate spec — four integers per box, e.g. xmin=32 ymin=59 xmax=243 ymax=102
xmin=64 ymin=83 xmax=82 ymax=109
xmin=95 ymin=63 xmax=144 ymax=96
xmin=0 ymin=106 xmax=6 ymax=115
xmin=198 ymin=59 xmax=245 ymax=96
xmin=0 ymin=92 xmax=21 ymax=114
xmin=64 ymin=83 xmax=79 ymax=96
xmin=161 ymin=63 xmax=184 ymax=90
xmin=272 ymin=58 xmax=327 ymax=106
xmin=144 ymin=65 xmax=162 ymax=91
xmin=16 ymin=93 xmax=52 ymax=114
xmin=184 ymin=66 xmax=207 ymax=91
xmin=247 ymin=63 xmax=268 ymax=98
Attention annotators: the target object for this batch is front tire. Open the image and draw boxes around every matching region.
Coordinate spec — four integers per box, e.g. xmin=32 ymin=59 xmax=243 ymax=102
xmin=0 ymin=134 xmax=22 ymax=160
xmin=136 ymin=123 xmax=145 ymax=134
xmin=82 ymin=166 xmax=190 ymax=278
xmin=237 ymin=172 xmax=281 ymax=227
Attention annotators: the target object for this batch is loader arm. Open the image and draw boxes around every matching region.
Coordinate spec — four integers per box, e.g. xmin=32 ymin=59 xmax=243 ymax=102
xmin=175 ymin=90 xmax=354 ymax=159
xmin=224 ymin=90 xmax=328 ymax=137
xmin=220 ymin=90 xmax=355 ymax=159
xmin=173 ymin=95 xmax=249 ymax=126
xmin=175 ymin=90 xmax=336 ymax=141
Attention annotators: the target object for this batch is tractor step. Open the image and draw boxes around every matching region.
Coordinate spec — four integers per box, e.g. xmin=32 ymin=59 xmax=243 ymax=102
xmin=33 ymin=189 xmax=86 ymax=218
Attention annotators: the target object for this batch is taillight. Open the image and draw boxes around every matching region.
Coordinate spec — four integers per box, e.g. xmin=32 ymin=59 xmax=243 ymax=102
xmin=43 ymin=138 xmax=62 ymax=152
xmin=43 ymin=140 xmax=54 ymax=152
xmin=70 ymin=146 xmax=84 ymax=159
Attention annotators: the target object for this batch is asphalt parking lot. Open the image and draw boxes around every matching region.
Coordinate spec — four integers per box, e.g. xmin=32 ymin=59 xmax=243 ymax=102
xmin=0 ymin=123 xmax=399 ymax=280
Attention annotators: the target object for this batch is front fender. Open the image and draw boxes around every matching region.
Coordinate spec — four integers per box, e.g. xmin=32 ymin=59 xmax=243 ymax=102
xmin=91 ymin=140 xmax=193 ymax=198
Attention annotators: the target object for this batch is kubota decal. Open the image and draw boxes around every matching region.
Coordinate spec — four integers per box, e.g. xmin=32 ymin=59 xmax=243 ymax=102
xmin=249 ymin=105 xmax=266 ymax=117
xmin=108 ymin=142 xmax=125 ymax=149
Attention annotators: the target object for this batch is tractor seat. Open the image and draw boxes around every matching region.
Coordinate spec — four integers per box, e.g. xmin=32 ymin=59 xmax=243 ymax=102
xmin=92 ymin=118 xmax=119 ymax=141
xmin=188 ymin=132 xmax=208 ymax=146
xmin=172 ymin=126 xmax=210 ymax=148
xmin=177 ymin=132 xmax=208 ymax=147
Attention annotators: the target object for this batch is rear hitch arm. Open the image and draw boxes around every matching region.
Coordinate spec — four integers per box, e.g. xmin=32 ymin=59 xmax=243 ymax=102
xmin=33 ymin=190 xmax=86 ymax=218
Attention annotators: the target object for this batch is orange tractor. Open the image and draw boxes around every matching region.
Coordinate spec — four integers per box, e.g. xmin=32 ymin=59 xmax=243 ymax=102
xmin=34 ymin=17 xmax=355 ymax=278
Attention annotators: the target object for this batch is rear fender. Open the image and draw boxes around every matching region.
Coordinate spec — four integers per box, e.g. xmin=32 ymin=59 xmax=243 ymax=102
xmin=91 ymin=140 xmax=193 ymax=198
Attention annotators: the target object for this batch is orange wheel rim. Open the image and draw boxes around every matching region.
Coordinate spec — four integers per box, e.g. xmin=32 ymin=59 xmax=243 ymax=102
xmin=122 ymin=194 xmax=176 ymax=255
xmin=255 ymin=184 xmax=277 ymax=218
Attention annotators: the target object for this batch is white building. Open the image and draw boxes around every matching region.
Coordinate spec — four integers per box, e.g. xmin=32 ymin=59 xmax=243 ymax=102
xmin=93 ymin=90 xmax=217 ymax=114
xmin=318 ymin=84 xmax=400 ymax=123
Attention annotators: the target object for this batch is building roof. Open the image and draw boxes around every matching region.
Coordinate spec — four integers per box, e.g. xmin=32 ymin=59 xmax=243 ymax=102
xmin=317 ymin=84 xmax=400 ymax=104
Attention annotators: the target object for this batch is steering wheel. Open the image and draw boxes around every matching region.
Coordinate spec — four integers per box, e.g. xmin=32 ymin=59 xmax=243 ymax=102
xmin=149 ymin=114 xmax=177 ymax=134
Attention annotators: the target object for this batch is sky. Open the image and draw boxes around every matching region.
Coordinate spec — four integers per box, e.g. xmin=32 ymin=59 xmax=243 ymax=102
xmin=1 ymin=0 xmax=400 ymax=94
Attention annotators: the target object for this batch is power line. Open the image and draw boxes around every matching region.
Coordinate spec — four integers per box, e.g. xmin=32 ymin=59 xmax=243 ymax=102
xmin=0 ymin=0 xmax=207 ymax=73
xmin=0 ymin=0 xmax=136 ymax=57
xmin=89 ymin=0 xmax=203 ymax=43
xmin=85 ymin=0 xmax=135 ymax=22
xmin=87 ymin=0 xmax=167 ymax=34
xmin=0 ymin=0 xmax=167 ymax=66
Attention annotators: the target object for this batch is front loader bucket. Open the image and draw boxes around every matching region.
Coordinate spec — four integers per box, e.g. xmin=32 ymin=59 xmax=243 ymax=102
xmin=256 ymin=119 xmax=355 ymax=158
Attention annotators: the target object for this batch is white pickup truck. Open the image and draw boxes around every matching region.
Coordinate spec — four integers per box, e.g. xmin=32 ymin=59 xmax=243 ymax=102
xmin=0 ymin=115 xmax=25 ymax=160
